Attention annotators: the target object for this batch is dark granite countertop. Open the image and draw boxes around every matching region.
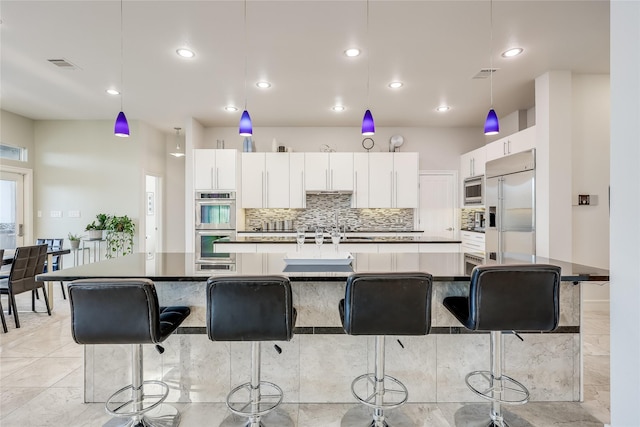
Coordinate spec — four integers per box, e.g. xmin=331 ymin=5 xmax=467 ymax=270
xmin=37 ymin=252 xmax=610 ymax=283
xmin=221 ymin=236 xmax=460 ymax=244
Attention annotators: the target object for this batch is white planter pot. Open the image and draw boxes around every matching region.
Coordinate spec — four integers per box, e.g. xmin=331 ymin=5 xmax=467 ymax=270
xmin=88 ymin=230 xmax=103 ymax=240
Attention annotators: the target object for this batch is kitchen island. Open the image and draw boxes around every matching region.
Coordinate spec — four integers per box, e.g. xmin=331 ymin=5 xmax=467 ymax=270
xmin=38 ymin=252 xmax=608 ymax=405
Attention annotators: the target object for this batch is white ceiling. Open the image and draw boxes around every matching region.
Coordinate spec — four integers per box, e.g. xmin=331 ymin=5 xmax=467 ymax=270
xmin=0 ymin=1 xmax=610 ymax=134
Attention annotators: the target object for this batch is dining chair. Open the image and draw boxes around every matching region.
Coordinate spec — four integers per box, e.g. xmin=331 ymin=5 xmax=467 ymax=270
xmin=36 ymin=238 xmax=66 ymax=299
xmin=0 ymin=244 xmax=50 ymax=328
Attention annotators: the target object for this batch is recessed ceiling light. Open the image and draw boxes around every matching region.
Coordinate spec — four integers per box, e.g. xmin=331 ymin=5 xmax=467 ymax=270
xmin=501 ymin=47 xmax=523 ymax=58
xmin=176 ymin=48 xmax=195 ymax=58
xmin=225 ymin=106 xmax=238 ymax=112
xmin=436 ymin=106 xmax=450 ymax=112
xmin=332 ymin=105 xmax=345 ymax=112
xmin=344 ymin=48 xmax=361 ymax=57
xmin=256 ymin=81 xmax=271 ymax=89
xmin=388 ymin=81 xmax=403 ymax=89
xmin=106 ymin=89 xmax=120 ymax=95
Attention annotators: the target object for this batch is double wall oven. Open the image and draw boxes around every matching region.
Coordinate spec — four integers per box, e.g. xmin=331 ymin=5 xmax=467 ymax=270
xmin=195 ymin=191 xmax=236 ymax=270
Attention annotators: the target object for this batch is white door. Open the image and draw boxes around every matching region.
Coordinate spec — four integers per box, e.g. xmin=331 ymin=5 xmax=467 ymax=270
xmin=0 ymin=171 xmax=25 ymax=249
xmin=418 ymin=172 xmax=457 ymax=239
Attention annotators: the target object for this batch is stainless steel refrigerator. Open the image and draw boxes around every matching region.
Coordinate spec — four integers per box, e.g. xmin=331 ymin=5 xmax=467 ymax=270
xmin=485 ymin=149 xmax=535 ymax=258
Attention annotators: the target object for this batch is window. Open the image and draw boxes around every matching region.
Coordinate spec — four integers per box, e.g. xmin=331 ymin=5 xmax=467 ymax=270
xmin=0 ymin=143 xmax=27 ymax=162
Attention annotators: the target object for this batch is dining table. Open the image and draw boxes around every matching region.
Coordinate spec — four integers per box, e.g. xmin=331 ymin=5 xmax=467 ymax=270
xmin=2 ymin=247 xmax=71 ymax=309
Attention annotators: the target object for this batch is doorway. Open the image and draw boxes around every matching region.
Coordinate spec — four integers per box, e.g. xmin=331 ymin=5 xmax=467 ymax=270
xmin=145 ymin=174 xmax=162 ymax=256
xmin=418 ymin=171 xmax=458 ymax=239
xmin=0 ymin=169 xmax=29 ymax=249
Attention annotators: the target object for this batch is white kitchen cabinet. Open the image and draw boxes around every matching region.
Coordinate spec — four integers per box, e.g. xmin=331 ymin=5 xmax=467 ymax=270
xmin=461 ymin=230 xmax=485 ymax=252
xmin=368 ymin=152 xmax=418 ymax=208
xmin=352 ymin=153 xmax=369 ymax=208
xmin=194 ymin=149 xmax=237 ymax=190
xmin=460 ymin=146 xmax=486 ymax=180
xmin=304 ymin=152 xmax=354 ymax=191
xmin=241 ymin=153 xmax=290 ymax=208
xmin=485 ymin=126 xmax=536 ymax=162
xmin=289 ymin=153 xmax=306 ymax=208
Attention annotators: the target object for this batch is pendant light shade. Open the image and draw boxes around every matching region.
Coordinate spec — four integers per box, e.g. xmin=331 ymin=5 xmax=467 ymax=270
xmin=362 ymin=109 xmax=375 ymax=136
xmin=170 ymin=127 xmax=185 ymax=157
xmin=239 ymin=110 xmax=253 ymax=136
xmin=114 ymin=111 xmax=130 ymax=137
xmin=484 ymin=109 xmax=499 ymax=135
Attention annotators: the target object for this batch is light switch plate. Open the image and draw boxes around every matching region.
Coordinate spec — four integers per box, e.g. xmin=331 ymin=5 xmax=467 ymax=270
xmin=50 ymin=210 xmax=62 ymax=218
xmin=68 ymin=210 xmax=81 ymax=218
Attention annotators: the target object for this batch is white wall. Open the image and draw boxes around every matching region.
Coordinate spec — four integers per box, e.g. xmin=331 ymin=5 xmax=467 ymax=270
xmin=165 ymin=132 xmax=186 ymax=252
xmin=610 ymin=2 xmax=640 ymax=424
xmin=201 ymin=126 xmax=484 ymax=171
xmin=0 ymin=110 xmax=35 ymax=170
xmin=572 ymin=74 xmax=610 ymax=306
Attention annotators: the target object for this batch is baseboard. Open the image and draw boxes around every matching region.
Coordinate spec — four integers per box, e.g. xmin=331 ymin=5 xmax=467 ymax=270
xmin=583 ymin=299 xmax=610 ymax=312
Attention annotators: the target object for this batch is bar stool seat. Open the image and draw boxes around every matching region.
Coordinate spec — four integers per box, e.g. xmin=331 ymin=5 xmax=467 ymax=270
xmin=206 ymin=275 xmax=296 ymax=427
xmin=443 ymin=264 xmax=561 ymax=427
xmin=68 ymin=279 xmax=190 ymax=427
xmin=339 ymin=272 xmax=433 ymax=427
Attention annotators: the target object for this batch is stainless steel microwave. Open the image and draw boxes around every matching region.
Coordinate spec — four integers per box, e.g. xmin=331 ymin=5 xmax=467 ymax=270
xmin=463 ymin=175 xmax=484 ymax=205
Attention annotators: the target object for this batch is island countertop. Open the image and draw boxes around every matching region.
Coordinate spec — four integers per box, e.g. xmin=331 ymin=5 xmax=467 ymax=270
xmin=37 ymin=252 xmax=610 ymax=283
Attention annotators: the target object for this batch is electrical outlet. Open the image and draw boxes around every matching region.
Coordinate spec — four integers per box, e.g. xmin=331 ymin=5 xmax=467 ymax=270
xmin=37 ymin=210 xmax=42 ymax=218
xmin=68 ymin=210 xmax=81 ymax=218
xmin=50 ymin=210 xmax=62 ymax=218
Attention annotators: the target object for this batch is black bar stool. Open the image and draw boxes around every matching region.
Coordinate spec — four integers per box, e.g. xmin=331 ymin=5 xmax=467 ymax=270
xmin=339 ymin=272 xmax=433 ymax=427
xmin=443 ymin=264 xmax=561 ymax=427
xmin=206 ymin=275 xmax=296 ymax=427
xmin=68 ymin=279 xmax=190 ymax=427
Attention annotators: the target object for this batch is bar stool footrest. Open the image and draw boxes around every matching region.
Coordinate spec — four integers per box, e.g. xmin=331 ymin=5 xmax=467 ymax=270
xmin=351 ymin=373 xmax=408 ymax=411
xmin=226 ymin=380 xmax=284 ymax=418
xmin=105 ymin=380 xmax=170 ymax=418
xmin=465 ymin=370 xmax=530 ymax=405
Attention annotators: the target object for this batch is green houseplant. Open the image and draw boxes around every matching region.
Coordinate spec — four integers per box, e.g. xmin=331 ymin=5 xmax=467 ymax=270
xmin=105 ymin=215 xmax=135 ymax=258
xmin=85 ymin=213 xmax=108 ymax=240
xmin=67 ymin=232 xmax=83 ymax=250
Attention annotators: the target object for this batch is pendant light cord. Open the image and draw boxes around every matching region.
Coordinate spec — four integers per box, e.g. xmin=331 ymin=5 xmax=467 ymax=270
xmin=120 ymin=0 xmax=124 ymax=112
xmin=243 ymin=0 xmax=248 ymax=111
xmin=366 ymin=0 xmax=370 ymax=107
xmin=489 ymin=0 xmax=494 ymax=107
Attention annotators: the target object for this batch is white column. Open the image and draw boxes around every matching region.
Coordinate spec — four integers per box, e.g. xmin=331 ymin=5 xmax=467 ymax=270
xmin=610 ymin=1 xmax=640 ymax=425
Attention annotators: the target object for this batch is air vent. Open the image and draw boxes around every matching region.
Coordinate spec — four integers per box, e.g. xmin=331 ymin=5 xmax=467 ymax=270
xmin=472 ymin=68 xmax=499 ymax=79
xmin=47 ymin=59 xmax=79 ymax=70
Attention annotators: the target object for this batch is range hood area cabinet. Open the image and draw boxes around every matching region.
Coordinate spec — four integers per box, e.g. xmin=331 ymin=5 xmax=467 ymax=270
xmin=368 ymin=152 xmax=419 ymax=208
xmin=194 ymin=149 xmax=238 ymax=191
xmin=241 ymin=153 xmax=291 ymax=208
xmin=304 ymin=152 xmax=354 ymax=192
xmin=485 ymin=126 xmax=536 ymax=162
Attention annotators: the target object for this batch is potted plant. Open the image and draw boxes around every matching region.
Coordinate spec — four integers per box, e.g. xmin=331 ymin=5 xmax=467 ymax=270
xmin=85 ymin=213 xmax=108 ymax=240
xmin=67 ymin=232 xmax=83 ymax=250
xmin=105 ymin=215 xmax=135 ymax=258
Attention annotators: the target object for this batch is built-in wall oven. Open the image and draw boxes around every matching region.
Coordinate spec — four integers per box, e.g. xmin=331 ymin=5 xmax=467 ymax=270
xmin=195 ymin=191 xmax=236 ymax=230
xmin=463 ymin=175 xmax=484 ymax=205
xmin=463 ymin=252 xmax=485 ymax=276
xmin=195 ymin=230 xmax=236 ymax=265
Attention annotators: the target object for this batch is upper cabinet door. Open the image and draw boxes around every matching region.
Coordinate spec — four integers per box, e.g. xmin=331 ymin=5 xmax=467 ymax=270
xmin=368 ymin=153 xmax=394 ymax=208
xmin=329 ymin=153 xmax=354 ymax=191
xmin=353 ymin=153 xmax=369 ymax=208
xmin=289 ymin=153 xmax=306 ymax=208
xmin=241 ymin=153 xmax=265 ymax=208
xmin=485 ymin=126 xmax=536 ymax=162
xmin=194 ymin=149 xmax=217 ymax=189
xmin=460 ymin=146 xmax=486 ymax=179
xmin=394 ymin=152 xmax=419 ymax=208
xmin=215 ymin=149 xmax=237 ymax=190
xmin=265 ymin=153 xmax=290 ymax=208
xmin=304 ymin=152 xmax=330 ymax=191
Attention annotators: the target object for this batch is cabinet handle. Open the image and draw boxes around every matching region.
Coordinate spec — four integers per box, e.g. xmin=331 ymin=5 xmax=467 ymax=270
xmin=470 ymin=158 xmax=473 ymax=176
xmin=503 ymin=141 xmax=507 ymax=155
xmin=508 ymin=140 xmax=511 ymax=154
xmin=331 ymin=169 xmax=334 ymax=190
xmin=325 ymin=169 xmax=328 ymax=190
xmin=354 ymin=171 xmax=358 ymax=208
xmin=266 ymin=171 xmax=269 ymax=207
xmin=211 ymin=168 xmax=215 ymax=188
xmin=390 ymin=171 xmax=393 ymax=206
xmin=261 ymin=171 xmax=265 ymax=207
xmin=216 ymin=167 xmax=220 ymax=188
xmin=301 ymin=171 xmax=305 ymax=208
xmin=395 ymin=171 xmax=399 ymax=207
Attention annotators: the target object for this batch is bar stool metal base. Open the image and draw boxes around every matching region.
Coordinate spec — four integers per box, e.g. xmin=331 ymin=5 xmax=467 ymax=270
xmin=103 ymin=403 xmax=180 ymax=427
xmin=351 ymin=373 xmax=408 ymax=410
xmin=340 ymin=405 xmax=413 ymax=427
xmin=465 ymin=370 xmax=530 ymax=405
xmin=226 ymin=380 xmax=283 ymax=418
xmin=220 ymin=408 xmax=294 ymax=427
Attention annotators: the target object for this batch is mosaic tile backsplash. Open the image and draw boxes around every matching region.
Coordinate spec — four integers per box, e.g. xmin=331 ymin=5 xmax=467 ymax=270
xmin=244 ymin=194 xmax=414 ymax=231
xmin=461 ymin=207 xmax=485 ymax=230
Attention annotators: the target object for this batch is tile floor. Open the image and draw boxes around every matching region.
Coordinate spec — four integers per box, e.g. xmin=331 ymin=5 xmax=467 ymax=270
xmin=0 ymin=288 xmax=610 ymax=426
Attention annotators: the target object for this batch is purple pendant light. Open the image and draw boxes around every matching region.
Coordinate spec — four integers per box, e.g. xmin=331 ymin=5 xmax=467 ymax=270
xmin=484 ymin=0 xmax=499 ymax=136
xmin=238 ymin=0 xmax=253 ymax=136
xmin=114 ymin=0 xmax=129 ymax=137
xmin=361 ymin=0 xmax=375 ymax=136
xmin=362 ymin=110 xmax=375 ymax=135
xmin=239 ymin=110 xmax=252 ymax=136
